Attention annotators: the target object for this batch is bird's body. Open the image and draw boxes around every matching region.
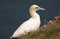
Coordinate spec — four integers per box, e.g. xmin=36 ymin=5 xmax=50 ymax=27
xmin=11 ymin=5 xmax=45 ymax=39
xmin=12 ymin=15 xmax=40 ymax=37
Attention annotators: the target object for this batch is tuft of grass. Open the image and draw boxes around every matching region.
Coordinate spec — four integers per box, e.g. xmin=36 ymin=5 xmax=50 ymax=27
xmin=44 ymin=27 xmax=60 ymax=37
xmin=18 ymin=28 xmax=43 ymax=39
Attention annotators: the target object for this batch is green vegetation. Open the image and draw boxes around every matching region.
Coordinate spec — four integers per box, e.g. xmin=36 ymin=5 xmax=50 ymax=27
xmin=18 ymin=27 xmax=60 ymax=39
xmin=18 ymin=16 xmax=60 ymax=39
xmin=44 ymin=27 xmax=60 ymax=37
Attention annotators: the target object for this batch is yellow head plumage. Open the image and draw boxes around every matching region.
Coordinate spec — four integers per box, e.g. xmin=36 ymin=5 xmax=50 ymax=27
xmin=29 ymin=5 xmax=45 ymax=12
xmin=29 ymin=5 xmax=45 ymax=17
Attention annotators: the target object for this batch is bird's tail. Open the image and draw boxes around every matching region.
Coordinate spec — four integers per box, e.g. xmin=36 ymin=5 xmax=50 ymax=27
xmin=10 ymin=36 xmax=18 ymax=39
xmin=10 ymin=36 xmax=12 ymax=39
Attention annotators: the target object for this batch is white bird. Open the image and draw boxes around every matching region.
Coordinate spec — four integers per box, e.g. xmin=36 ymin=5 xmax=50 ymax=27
xmin=11 ymin=5 xmax=45 ymax=39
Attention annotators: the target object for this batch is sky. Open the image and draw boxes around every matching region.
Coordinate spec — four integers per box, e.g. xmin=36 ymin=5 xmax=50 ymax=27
xmin=0 ymin=0 xmax=60 ymax=39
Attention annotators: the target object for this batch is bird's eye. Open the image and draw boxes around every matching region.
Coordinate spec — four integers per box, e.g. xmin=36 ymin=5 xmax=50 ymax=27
xmin=35 ymin=7 xmax=38 ymax=9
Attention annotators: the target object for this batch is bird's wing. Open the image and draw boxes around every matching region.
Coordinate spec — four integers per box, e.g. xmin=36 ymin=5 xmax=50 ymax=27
xmin=12 ymin=18 xmax=40 ymax=37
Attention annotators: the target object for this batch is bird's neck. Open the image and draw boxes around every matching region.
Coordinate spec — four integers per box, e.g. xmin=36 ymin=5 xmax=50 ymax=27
xmin=30 ymin=10 xmax=40 ymax=18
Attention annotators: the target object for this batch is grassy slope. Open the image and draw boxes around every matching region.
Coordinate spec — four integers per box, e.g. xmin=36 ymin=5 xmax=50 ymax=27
xmin=18 ymin=16 xmax=60 ymax=39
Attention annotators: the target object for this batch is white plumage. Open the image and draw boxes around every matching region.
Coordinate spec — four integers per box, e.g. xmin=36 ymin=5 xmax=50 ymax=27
xmin=11 ymin=5 xmax=45 ymax=38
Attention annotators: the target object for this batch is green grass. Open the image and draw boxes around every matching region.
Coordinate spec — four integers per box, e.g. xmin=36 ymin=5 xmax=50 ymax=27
xmin=18 ymin=27 xmax=60 ymax=39
xmin=18 ymin=16 xmax=60 ymax=39
xmin=44 ymin=27 xmax=60 ymax=37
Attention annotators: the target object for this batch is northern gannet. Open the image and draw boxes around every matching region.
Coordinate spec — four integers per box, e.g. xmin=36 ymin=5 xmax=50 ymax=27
xmin=10 ymin=5 xmax=45 ymax=39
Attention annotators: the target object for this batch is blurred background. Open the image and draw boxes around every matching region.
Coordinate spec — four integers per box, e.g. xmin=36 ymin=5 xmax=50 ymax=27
xmin=0 ymin=0 xmax=60 ymax=39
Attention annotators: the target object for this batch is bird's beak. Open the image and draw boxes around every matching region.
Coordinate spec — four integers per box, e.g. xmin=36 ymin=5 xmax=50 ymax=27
xmin=38 ymin=7 xmax=46 ymax=10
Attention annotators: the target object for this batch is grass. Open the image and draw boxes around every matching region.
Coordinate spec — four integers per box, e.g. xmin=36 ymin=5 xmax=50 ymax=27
xmin=18 ymin=16 xmax=60 ymax=39
xmin=18 ymin=27 xmax=60 ymax=39
xmin=44 ymin=27 xmax=60 ymax=37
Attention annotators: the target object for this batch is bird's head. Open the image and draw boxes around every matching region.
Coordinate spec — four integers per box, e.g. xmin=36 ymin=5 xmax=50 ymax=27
xmin=29 ymin=5 xmax=46 ymax=12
